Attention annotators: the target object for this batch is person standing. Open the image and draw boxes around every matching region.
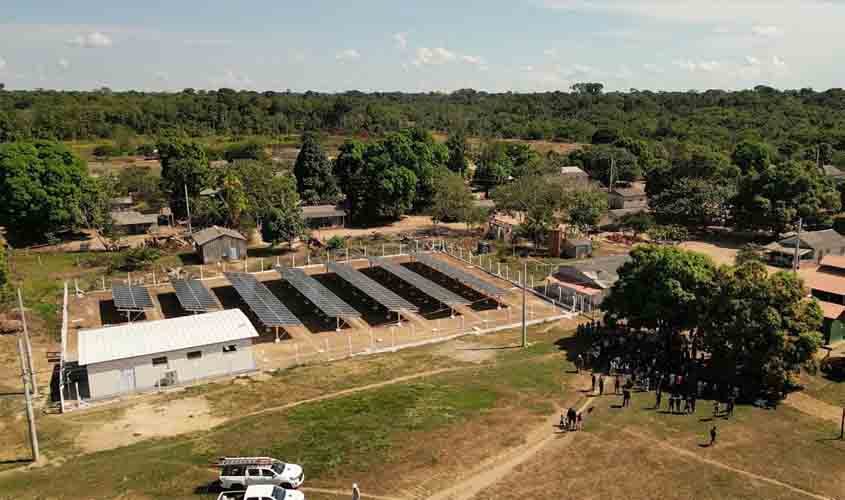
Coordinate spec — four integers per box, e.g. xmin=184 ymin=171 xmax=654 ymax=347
xmin=352 ymin=483 xmax=361 ymax=500
xmin=709 ymin=425 xmax=717 ymax=446
xmin=614 ymin=375 xmax=620 ymax=395
xmin=623 ymin=388 xmax=631 ymax=408
xmin=713 ymin=400 xmax=720 ymax=418
xmin=591 ymin=373 xmax=597 ymax=394
xmin=576 ymin=354 xmax=584 ymax=373
xmin=655 ymin=389 xmax=662 ymax=410
xmin=727 ymin=396 xmax=735 ymax=418
xmin=599 ymin=376 xmax=605 ymax=396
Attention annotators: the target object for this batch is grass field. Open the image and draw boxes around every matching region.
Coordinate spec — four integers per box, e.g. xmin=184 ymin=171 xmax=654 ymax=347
xmin=1 ymin=323 xmax=843 ymax=500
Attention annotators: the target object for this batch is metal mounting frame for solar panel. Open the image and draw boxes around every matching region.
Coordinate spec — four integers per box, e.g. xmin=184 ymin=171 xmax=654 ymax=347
xmin=224 ymin=272 xmax=302 ymax=327
xmin=325 ymin=262 xmax=418 ymax=313
xmin=279 ymin=268 xmax=361 ymax=319
xmin=413 ymin=253 xmax=510 ymax=297
xmin=368 ymin=257 xmax=471 ymax=307
xmin=112 ymin=284 xmax=155 ymax=311
xmin=171 ymin=279 xmax=219 ymax=312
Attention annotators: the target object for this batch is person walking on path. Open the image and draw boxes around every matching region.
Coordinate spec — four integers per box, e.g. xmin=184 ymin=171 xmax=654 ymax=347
xmin=576 ymin=412 xmax=583 ymax=430
xmin=622 ymin=388 xmax=631 ymax=408
xmin=591 ymin=373 xmax=597 ymax=394
xmin=713 ymin=400 xmax=720 ymax=418
xmin=576 ymin=354 xmax=583 ymax=373
xmin=709 ymin=425 xmax=717 ymax=446
xmin=352 ymin=483 xmax=361 ymax=500
xmin=655 ymin=390 xmax=662 ymax=410
xmin=726 ymin=396 xmax=735 ymax=418
xmin=614 ymin=375 xmax=621 ymax=395
xmin=599 ymin=376 xmax=605 ymax=396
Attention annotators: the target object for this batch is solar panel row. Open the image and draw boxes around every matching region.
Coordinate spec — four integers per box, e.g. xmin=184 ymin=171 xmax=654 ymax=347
xmin=369 ymin=257 xmax=470 ymax=307
xmin=413 ymin=253 xmax=510 ymax=297
xmin=224 ymin=272 xmax=302 ymax=327
xmin=112 ymin=284 xmax=155 ymax=311
xmin=325 ymin=262 xmax=419 ymax=312
xmin=280 ymin=268 xmax=361 ymax=319
xmin=171 ymin=279 xmax=219 ymax=312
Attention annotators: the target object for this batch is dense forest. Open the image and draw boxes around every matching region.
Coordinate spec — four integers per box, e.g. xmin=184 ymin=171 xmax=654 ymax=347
xmin=2 ymin=85 xmax=845 ymax=164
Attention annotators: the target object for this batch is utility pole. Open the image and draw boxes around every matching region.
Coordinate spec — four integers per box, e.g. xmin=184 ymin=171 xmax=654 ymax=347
xmin=522 ymin=260 xmax=527 ymax=348
xmin=17 ymin=334 xmax=39 ymax=462
xmin=184 ymin=183 xmax=193 ymax=235
xmin=840 ymin=406 xmax=844 ymax=440
xmin=608 ymin=157 xmax=615 ymax=193
xmin=17 ymin=289 xmax=36 ymax=394
xmin=792 ymin=217 xmax=803 ymax=272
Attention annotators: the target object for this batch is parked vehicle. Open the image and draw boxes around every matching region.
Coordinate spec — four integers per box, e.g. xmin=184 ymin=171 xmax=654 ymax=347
xmin=217 ymin=457 xmax=305 ymax=490
xmin=217 ymin=485 xmax=305 ymax=500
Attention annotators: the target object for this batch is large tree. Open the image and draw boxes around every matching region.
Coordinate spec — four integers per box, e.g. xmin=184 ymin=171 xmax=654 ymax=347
xmin=259 ymin=174 xmax=306 ymax=248
xmin=430 ymin=171 xmax=474 ymax=225
xmin=564 ymin=186 xmax=609 ymax=234
xmin=293 ymin=132 xmax=340 ymax=205
xmin=0 ymin=141 xmax=88 ymax=244
xmin=491 ymin=175 xmax=566 ymax=245
xmin=445 ymin=128 xmax=470 ymax=175
xmin=602 ymin=245 xmax=718 ymax=359
xmin=702 ymin=261 xmax=823 ymax=397
xmin=567 ymin=145 xmax=640 ymax=186
xmin=732 ymin=160 xmax=840 ymax=234
xmin=157 ymin=138 xmax=212 ymax=218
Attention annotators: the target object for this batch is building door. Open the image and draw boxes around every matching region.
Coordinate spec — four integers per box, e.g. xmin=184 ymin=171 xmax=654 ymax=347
xmin=119 ymin=367 xmax=136 ymax=393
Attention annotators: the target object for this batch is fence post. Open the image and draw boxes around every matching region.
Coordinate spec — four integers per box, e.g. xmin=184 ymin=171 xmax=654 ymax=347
xmin=498 ymin=262 xmax=501 ymax=276
xmin=260 ymin=258 xmax=264 ymax=272
xmin=382 ymin=244 xmax=385 ymax=257
xmin=102 ymin=276 xmax=106 ymax=291
xmin=244 ymin=259 xmax=247 ymax=272
xmin=346 ymin=248 xmax=349 ymax=262
xmin=291 ymin=253 xmax=295 ymax=267
xmin=276 ymin=255 xmax=280 ymax=267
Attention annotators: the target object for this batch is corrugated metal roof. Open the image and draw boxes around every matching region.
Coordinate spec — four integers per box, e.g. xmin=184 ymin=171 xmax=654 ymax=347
xmin=192 ymin=226 xmax=247 ymax=246
xmin=110 ymin=211 xmax=159 ymax=226
xmin=560 ymin=166 xmax=588 ymax=176
xmin=821 ymin=255 xmax=845 ymax=271
xmin=610 ymin=182 xmax=647 ymax=198
xmin=78 ymin=309 xmax=258 ymax=366
xmin=801 ymin=268 xmax=845 ymax=296
xmin=818 ymin=300 xmax=845 ymax=320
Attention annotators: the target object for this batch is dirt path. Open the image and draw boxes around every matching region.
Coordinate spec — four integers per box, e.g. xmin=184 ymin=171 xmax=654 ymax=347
xmin=425 ymin=383 xmax=592 ymax=500
xmin=783 ymin=391 xmax=845 ymax=424
xmin=622 ymin=428 xmax=836 ymax=500
xmin=302 ymin=487 xmax=407 ymax=500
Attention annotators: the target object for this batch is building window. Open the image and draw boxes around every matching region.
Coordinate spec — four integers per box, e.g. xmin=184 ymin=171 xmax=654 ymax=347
xmin=152 ymin=356 xmax=168 ymax=366
xmin=187 ymin=351 xmax=202 ymax=360
xmin=223 ymin=345 xmax=238 ymax=354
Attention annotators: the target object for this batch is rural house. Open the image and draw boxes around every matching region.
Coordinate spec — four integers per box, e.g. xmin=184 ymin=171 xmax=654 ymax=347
xmin=764 ymin=229 xmax=845 ymax=266
xmin=109 ymin=195 xmax=134 ymax=212
xmin=550 ymin=254 xmax=631 ymax=312
xmin=110 ymin=210 xmax=159 ymax=235
xmin=800 ymin=255 xmax=845 ymax=344
xmin=562 ymin=238 xmax=593 ymax=259
xmin=607 ymin=182 xmax=648 ymax=210
xmin=78 ymin=309 xmax=259 ymax=400
xmin=302 ymin=205 xmax=347 ymax=229
xmin=192 ymin=226 xmax=248 ymax=263
xmin=559 ymin=166 xmax=591 ymax=185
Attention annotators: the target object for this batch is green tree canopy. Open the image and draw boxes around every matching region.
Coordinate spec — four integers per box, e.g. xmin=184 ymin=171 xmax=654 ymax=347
xmin=732 ymin=160 xmax=840 ymax=234
xmin=430 ymin=170 xmax=474 ymax=224
xmin=564 ymin=186 xmax=609 ymax=233
xmin=157 ymin=138 xmax=212 ymax=218
xmin=259 ymin=174 xmax=305 ymax=248
xmin=0 ymin=141 xmax=88 ymax=244
xmin=491 ymin=175 xmax=566 ymax=245
xmin=732 ymin=140 xmax=775 ymax=173
xmin=702 ymin=261 xmax=823 ymax=396
xmin=293 ymin=132 xmax=340 ymax=205
xmin=445 ymin=128 xmax=470 ymax=175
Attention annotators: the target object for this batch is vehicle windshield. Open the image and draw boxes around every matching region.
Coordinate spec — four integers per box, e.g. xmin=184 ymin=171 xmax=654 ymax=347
xmin=272 ymin=486 xmax=287 ymax=500
xmin=271 ymin=463 xmax=287 ymax=475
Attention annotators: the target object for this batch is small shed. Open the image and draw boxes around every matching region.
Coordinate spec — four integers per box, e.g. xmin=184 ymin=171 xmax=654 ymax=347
xmin=110 ymin=195 xmax=134 ymax=212
xmin=111 ymin=210 xmax=159 ymax=235
xmin=823 ymin=165 xmax=845 ymax=184
xmin=560 ymin=166 xmax=590 ymax=185
xmin=78 ymin=309 xmax=259 ymax=400
xmin=192 ymin=226 xmax=248 ymax=264
xmin=563 ymin=239 xmax=593 ymax=259
xmin=765 ymin=229 xmax=845 ymax=266
xmin=608 ymin=182 xmax=648 ymax=210
xmin=819 ymin=301 xmax=845 ymax=345
xmin=302 ymin=205 xmax=347 ymax=229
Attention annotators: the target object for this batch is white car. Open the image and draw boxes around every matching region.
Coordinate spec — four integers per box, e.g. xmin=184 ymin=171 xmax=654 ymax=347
xmin=218 ymin=457 xmax=305 ymax=490
xmin=217 ymin=485 xmax=305 ymax=500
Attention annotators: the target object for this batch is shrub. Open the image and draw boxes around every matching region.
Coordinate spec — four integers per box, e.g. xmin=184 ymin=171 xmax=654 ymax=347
xmin=820 ymin=356 xmax=845 ymax=382
xmin=326 ymin=235 xmax=346 ymax=250
xmin=111 ymin=247 xmax=161 ymax=272
xmin=93 ymin=144 xmax=121 ymax=158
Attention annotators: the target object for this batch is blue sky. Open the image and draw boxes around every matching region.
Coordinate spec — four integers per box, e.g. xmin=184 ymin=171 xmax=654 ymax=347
xmin=0 ymin=0 xmax=842 ymax=92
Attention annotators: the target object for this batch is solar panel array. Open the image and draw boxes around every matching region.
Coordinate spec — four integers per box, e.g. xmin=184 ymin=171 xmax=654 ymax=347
xmin=112 ymin=284 xmax=155 ymax=311
xmin=326 ymin=262 xmax=419 ymax=312
xmin=224 ymin=272 xmax=302 ymax=327
xmin=369 ymin=257 xmax=471 ymax=307
xmin=413 ymin=253 xmax=510 ymax=297
xmin=171 ymin=279 xmax=219 ymax=312
xmin=280 ymin=268 xmax=361 ymax=319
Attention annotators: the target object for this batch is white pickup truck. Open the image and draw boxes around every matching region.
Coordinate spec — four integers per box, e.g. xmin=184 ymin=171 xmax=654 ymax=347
xmin=218 ymin=457 xmax=305 ymax=490
xmin=217 ymin=485 xmax=305 ymax=500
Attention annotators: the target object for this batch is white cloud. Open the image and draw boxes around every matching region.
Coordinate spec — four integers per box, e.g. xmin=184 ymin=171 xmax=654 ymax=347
xmin=744 ymin=56 xmax=761 ymax=67
xmin=0 ymin=57 xmax=6 ymax=71
xmin=413 ymin=47 xmax=457 ymax=65
xmin=773 ymin=55 xmax=787 ymax=68
xmin=673 ymin=59 xmax=721 ymax=72
xmin=393 ymin=32 xmax=408 ymax=50
xmin=68 ymin=32 xmax=112 ymax=48
xmin=751 ymin=25 xmax=783 ymax=38
xmin=336 ymin=49 xmax=361 ymax=61
xmin=460 ymin=55 xmax=485 ymax=65
xmin=58 ymin=58 xmax=70 ymax=70
xmin=521 ymin=65 xmax=536 ymax=72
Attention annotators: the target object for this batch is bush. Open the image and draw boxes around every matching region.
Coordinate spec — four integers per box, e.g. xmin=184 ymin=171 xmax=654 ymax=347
xmin=135 ymin=143 xmax=156 ymax=157
xmin=111 ymin=247 xmax=161 ymax=272
xmin=648 ymin=224 xmax=690 ymax=243
xmin=93 ymin=144 xmax=121 ymax=158
xmin=326 ymin=235 xmax=346 ymax=250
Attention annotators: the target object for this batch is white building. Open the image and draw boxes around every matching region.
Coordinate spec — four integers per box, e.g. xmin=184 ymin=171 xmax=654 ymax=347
xmin=78 ymin=309 xmax=259 ymax=400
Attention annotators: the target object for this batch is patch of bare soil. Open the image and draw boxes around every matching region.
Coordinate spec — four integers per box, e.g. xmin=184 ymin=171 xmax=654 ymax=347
xmin=433 ymin=340 xmax=497 ymax=364
xmin=76 ymin=396 xmax=223 ymax=453
xmin=784 ymin=391 xmax=844 ymax=424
